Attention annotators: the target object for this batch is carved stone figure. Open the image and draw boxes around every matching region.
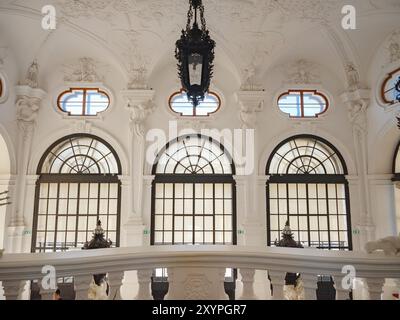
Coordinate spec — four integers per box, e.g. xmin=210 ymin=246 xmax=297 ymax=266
xmin=241 ymin=63 xmax=261 ymax=91
xmin=16 ymin=96 xmax=40 ymax=123
xmin=286 ymin=59 xmax=320 ymax=84
xmin=365 ymin=234 xmax=400 ymax=256
xmin=345 ymin=63 xmax=360 ymax=92
xmin=347 ymin=100 xmax=367 ymax=134
xmin=127 ymin=65 xmax=148 ymax=90
xmin=388 ymin=40 xmax=400 ymax=63
xmin=129 ymin=99 xmax=156 ymax=137
xmin=284 ymin=279 xmax=305 ymax=300
xmin=23 ymin=60 xmax=39 ymax=88
xmin=88 ymin=277 xmax=110 ymax=300
xmin=64 ymin=57 xmax=103 ymax=82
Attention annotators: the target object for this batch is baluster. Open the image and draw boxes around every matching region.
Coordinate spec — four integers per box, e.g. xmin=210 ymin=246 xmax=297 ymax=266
xmin=40 ymin=286 xmax=55 ymax=300
xmin=135 ymin=269 xmax=153 ymax=300
xmin=74 ymin=275 xmax=92 ymax=300
xmin=269 ymin=270 xmax=286 ymax=300
xmin=107 ymin=271 xmax=124 ymax=300
xmin=2 ymin=280 xmax=25 ymax=300
xmin=393 ymin=279 xmax=400 ymax=300
xmin=333 ymin=275 xmax=351 ymax=300
xmin=238 ymin=269 xmax=257 ymax=300
xmin=365 ymin=277 xmax=385 ymax=300
xmin=300 ymin=274 xmax=318 ymax=300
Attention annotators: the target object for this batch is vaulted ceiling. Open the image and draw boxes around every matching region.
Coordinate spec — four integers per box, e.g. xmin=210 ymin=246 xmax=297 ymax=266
xmin=0 ymin=0 xmax=399 ymax=89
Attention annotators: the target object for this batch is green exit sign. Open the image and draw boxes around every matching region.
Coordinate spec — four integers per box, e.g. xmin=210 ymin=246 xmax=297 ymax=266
xmin=143 ymin=229 xmax=150 ymax=235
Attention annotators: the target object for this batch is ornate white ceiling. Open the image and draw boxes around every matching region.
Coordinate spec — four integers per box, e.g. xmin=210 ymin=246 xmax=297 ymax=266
xmin=0 ymin=0 xmax=399 ymax=88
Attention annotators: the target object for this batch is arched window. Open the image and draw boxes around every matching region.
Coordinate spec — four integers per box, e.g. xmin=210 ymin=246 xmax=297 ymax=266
xmin=392 ymin=142 xmax=400 ymax=233
xmin=58 ymin=88 xmax=110 ymax=116
xmin=266 ymin=135 xmax=352 ymax=250
xmin=381 ymin=68 xmax=400 ymax=106
xmin=169 ymin=90 xmax=221 ymax=117
xmin=0 ymin=77 xmax=3 ymax=98
xmin=393 ymin=141 xmax=400 ymax=180
xmin=32 ymin=134 xmax=122 ymax=252
xmin=151 ymin=134 xmax=236 ymax=245
xmin=278 ymin=90 xmax=329 ymax=118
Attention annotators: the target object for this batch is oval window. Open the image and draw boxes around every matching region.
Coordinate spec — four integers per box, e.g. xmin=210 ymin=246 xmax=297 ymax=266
xmin=381 ymin=68 xmax=400 ymax=106
xmin=169 ymin=90 xmax=221 ymax=117
xmin=58 ymin=88 xmax=110 ymax=116
xmin=278 ymin=90 xmax=329 ymax=118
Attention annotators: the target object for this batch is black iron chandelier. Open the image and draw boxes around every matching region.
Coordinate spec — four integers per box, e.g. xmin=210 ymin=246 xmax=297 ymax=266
xmin=175 ymin=0 xmax=215 ymax=107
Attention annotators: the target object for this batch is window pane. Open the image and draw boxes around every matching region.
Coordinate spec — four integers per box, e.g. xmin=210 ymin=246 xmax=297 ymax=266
xmin=170 ymin=91 xmax=220 ymax=117
xmin=59 ymin=88 xmax=109 ymax=116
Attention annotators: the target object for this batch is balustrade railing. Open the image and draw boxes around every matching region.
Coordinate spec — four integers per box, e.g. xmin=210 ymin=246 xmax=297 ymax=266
xmin=0 ymin=246 xmax=399 ymax=300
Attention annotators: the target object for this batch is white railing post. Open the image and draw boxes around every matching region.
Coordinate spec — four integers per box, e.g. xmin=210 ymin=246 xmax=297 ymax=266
xmin=333 ymin=275 xmax=351 ymax=300
xmin=365 ymin=278 xmax=385 ymax=300
xmin=74 ymin=275 xmax=92 ymax=300
xmin=108 ymin=271 xmax=125 ymax=300
xmin=40 ymin=286 xmax=55 ymax=300
xmin=238 ymin=269 xmax=257 ymax=300
xmin=2 ymin=280 xmax=25 ymax=300
xmin=135 ymin=269 xmax=153 ymax=300
xmin=301 ymin=274 xmax=318 ymax=300
xmin=269 ymin=270 xmax=286 ymax=300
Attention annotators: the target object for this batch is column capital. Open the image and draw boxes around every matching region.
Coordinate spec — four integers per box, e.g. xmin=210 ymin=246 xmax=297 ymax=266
xmin=340 ymin=88 xmax=370 ymax=106
xmin=15 ymin=85 xmax=46 ymax=134
xmin=143 ymin=175 xmax=155 ymax=185
xmin=235 ymin=90 xmax=266 ymax=129
xmin=121 ymin=89 xmax=156 ymax=137
xmin=340 ymin=89 xmax=370 ymax=132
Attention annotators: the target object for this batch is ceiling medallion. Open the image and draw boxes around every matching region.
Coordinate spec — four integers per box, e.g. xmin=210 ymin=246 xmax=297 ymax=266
xmin=175 ymin=0 xmax=215 ymax=107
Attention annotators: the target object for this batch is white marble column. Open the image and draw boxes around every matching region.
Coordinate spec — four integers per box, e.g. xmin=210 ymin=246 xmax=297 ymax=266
xmin=7 ymin=85 xmax=46 ymax=253
xmin=365 ymin=277 xmax=385 ymax=300
xmin=142 ymin=175 xmax=155 ymax=245
xmin=2 ymin=280 xmax=26 ymax=300
xmin=341 ymin=89 xmax=375 ymax=245
xmin=74 ymin=275 xmax=92 ymax=300
xmin=238 ymin=269 xmax=257 ymax=300
xmin=269 ymin=270 xmax=286 ymax=300
xmin=121 ymin=89 xmax=155 ymax=246
xmin=107 ymin=271 xmax=124 ymax=300
xmin=134 ymin=269 xmax=153 ymax=300
xmin=234 ymin=90 xmax=266 ymax=245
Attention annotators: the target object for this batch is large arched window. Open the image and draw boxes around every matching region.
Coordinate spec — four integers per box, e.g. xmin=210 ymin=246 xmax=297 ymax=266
xmin=393 ymin=141 xmax=400 ymax=180
xmin=151 ymin=134 xmax=236 ymax=245
xmin=32 ymin=134 xmax=122 ymax=253
xmin=266 ymin=135 xmax=352 ymax=250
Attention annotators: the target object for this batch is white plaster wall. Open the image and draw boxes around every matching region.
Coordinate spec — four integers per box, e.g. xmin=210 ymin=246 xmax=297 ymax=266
xmin=0 ymin=4 xmax=398 ymax=300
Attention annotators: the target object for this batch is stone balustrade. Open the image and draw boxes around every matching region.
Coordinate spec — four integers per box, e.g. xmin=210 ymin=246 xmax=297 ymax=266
xmin=0 ymin=245 xmax=399 ymax=300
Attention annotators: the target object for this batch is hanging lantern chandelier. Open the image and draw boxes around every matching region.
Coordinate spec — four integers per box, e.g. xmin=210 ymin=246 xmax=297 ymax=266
xmin=175 ymin=0 xmax=215 ymax=107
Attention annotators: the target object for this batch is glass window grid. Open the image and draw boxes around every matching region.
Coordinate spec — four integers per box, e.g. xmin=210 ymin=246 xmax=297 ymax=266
xmin=266 ymin=136 xmax=351 ymax=251
xmin=34 ymin=181 xmax=119 ymax=253
xmin=153 ymin=182 xmax=234 ymax=245
xmin=32 ymin=135 xmax=121 ymax=253
xmin=267 ymin=182 xmax=350 ymax=250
